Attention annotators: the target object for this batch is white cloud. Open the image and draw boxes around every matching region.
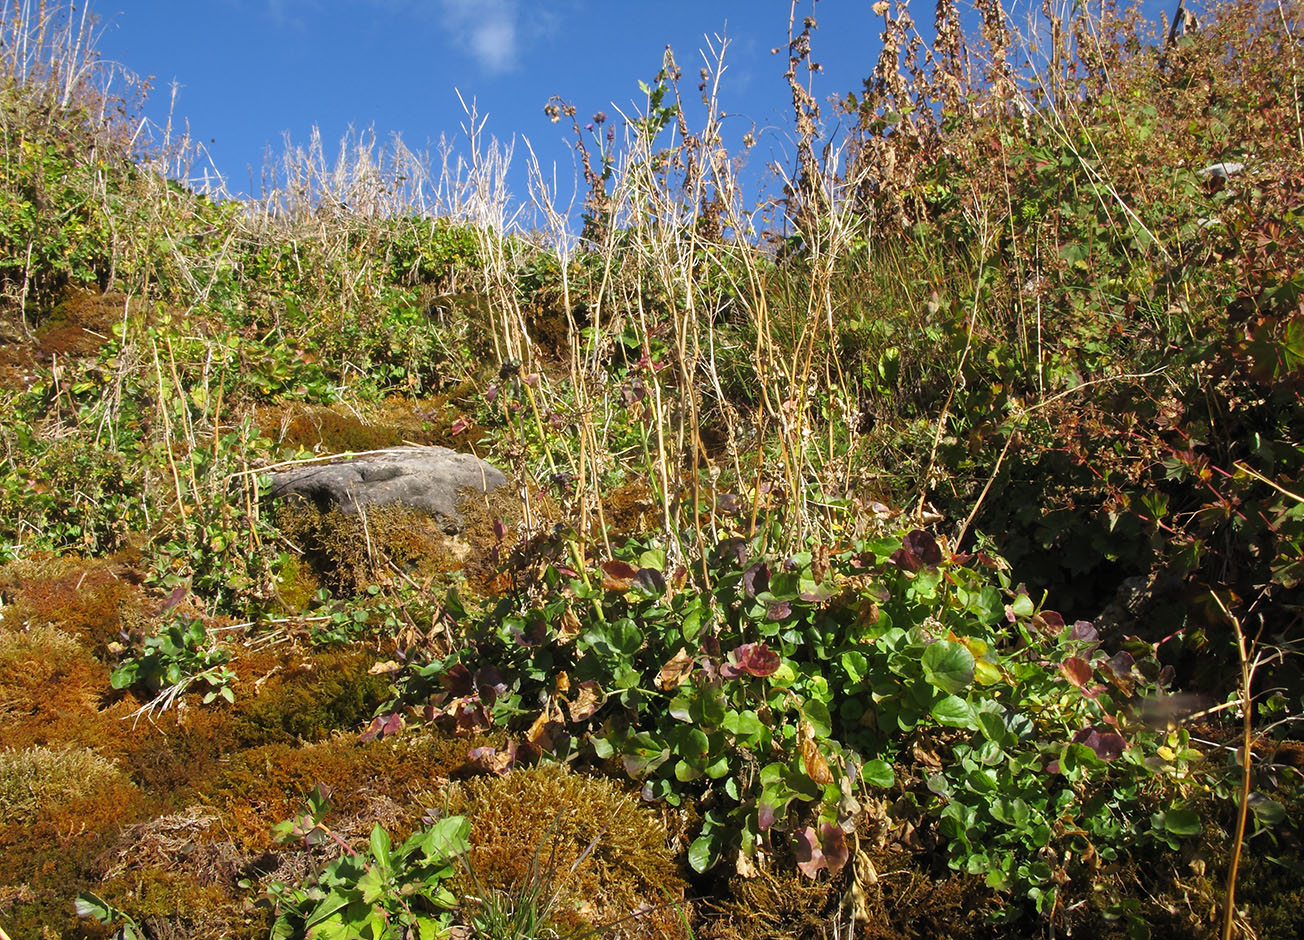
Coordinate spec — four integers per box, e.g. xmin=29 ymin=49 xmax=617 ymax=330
xmin=439 ymin=0 xmax=520 ymax=74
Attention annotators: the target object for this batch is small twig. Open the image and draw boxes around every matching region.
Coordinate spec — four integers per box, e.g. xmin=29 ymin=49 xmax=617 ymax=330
xmin=1233 ymin=461 xmax=1304 ymax=505
xmin=1210 ymin=591 xmax=1253 ymax=940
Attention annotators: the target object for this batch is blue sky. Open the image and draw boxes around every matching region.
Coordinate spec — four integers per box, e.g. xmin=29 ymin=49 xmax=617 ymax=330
xmin=91 ymin=1 xmax=1178 ymax=215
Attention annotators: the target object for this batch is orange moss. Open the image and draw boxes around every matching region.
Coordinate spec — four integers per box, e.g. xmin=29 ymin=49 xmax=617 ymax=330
xmin=203 ymin=730 xmax=497 ymax=854
xmin=602 ymin=483 xmax=657 ymax=539
xmin=0 ymin=624 xmax=112 ymax=749
xmin=0 ymin=746 xmax=146 ymax=940
xmin=447 ymin=764 xmax=689 ymax=940
xmin=0 ymin=554 xmax=149 ymax=652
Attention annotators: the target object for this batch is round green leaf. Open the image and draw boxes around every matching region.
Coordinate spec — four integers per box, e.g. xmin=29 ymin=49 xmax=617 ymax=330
xmin=931 ymin=694 xmax=975 ymax=728
xmin=921 ymin=640 xmax=975 ymax=694
xmin=688 ymin=834 xmax=716 ymax=873
xmin=1157 ymin=808 xmax=1202 ymax=837
xmin=862 ymin=759 xmax=894 ymax=788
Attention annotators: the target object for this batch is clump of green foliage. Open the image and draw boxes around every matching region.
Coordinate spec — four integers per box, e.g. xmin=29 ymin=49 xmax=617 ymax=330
xmin=385 ymin=526 xmax=1235 ymax=921
xmin=263 ymin=784 xmax=470 ymax=940
xmin=111 ymin=613 xmax=236 ymax=709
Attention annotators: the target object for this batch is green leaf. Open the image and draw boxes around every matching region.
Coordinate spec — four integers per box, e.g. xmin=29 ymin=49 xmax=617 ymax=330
xmin=688 ymin=834 xmax=716 ymax=873
xmin=723 ymin=709 xmax=764 ymax=745
xmin=840 ymin=650 xmax=868 ymax=683
xmin=369 ymin=824 xmax=391 ymax=867
xmin=931 ymin=694 xmax=975 ymax=728
xmin=1155 ymin=808 xmax=1202 ymax=837
xmin=110 ymin=663 xmax=137 ymax=689
xmin=74 ymin=892 xmax=113 ymax=922
xmin=921 ymin=641 xmax=975 ymax=694
xmin=356 ymin=863 xmax=387 ymax=905
xmin=422 ymin=815 xmax=471 ymax=860
xmin=803 ymin=699 xmax=832 ymax=738
xmin=1249 ymin=793 xmax=1287 ymax=826
xmin=862 ymin=759 xmax=894 ymax=788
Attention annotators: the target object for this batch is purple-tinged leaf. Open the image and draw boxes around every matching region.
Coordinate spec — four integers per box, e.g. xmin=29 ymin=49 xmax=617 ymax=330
xmin=892 ymin=530 xmax=942 ymax=572
xmin=1070 ymin=620 xmax=1099 ymax=644
xmin=757 ymin=804 xmax=777 ymax=831
xmin=1034 ymin=609 xmax=1066 ymax=632
xmin=636 ymin=567 xmax=667 ymax=594
xmin=157 ymin=585 xmax=188 ymax=615
xmin=819 ymin=823 xmax=850 ymax=876
xmin=475 ymin=665 xmax=508 ymax=701
xmin=903 ymin=529 xmax=943 ymax=566
xmin=1073 ymin=726 xmax=1127 ymax=761
xmin=795 ymin=827 xmax=826 ymax=878
xmin=743 ymin=562 xmax=770 ymax=597
xmin=732 ymin=642 xmax=781 ymax=677
xmin=360 ymin=712 xmax=404 ymax=742
xmin=1104 ymin=651 xmax=1137 ymax=691
xmin=601 ymin=560 xmax=639 ymax=590
xmin=1060 ymin=657 xmax=1093 ymax=688
xmin=766 ymin=600 xmax=793 ymax=621
xmin=440 ymin=663 xmax=475 ymax=695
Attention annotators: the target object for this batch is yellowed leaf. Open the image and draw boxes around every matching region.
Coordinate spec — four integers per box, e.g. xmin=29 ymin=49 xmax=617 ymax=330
xmin=656 ymin=648 xmax=696 ymax=691
xmin=799 ymin=724 xmax=834 ymax=785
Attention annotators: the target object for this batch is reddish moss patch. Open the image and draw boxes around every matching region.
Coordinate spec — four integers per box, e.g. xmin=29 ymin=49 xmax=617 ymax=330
xmin=204 ymin=731 xmax=495 ymax=854
xmin=0 ymin=553 xmax=149 ymax=652
xmin=0 ymin=746 xmax=146 ymax=939
xmin=0 ymin=289 xmax=147 ymax=388
xmin=0 ymin=624 xmax=110 ymax=750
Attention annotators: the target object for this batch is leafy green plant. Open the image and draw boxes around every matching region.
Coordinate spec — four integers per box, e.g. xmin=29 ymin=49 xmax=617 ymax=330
xmin=384 ymin=526 xmax=1204 ymax=920
xmin=264 ymin=784 xmax=470 ymax=940
xmin=110 ymin=613 xmax=235 ymax=711
xmin=74 ymin=891 xmax=144 ymax=940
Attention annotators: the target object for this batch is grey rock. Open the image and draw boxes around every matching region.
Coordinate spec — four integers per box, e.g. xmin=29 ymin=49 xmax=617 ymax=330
xmin=269 ymin=446 xmax=508 ymax=533
xmin=1198 ymin=161 xmax=1245 ymax=180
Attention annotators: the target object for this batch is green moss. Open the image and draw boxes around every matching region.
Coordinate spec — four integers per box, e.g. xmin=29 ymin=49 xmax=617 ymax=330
xmin=274 ymin=502 xmax=468 ymax=594
xmin=447 ymin=763 xmax=689 ymax=940
xmin=229 ymin=649 xmax=391 ymax=747
xmin=94 ymin=866 xmax=271 ymax=940
xmin=270 ymin=553 xmax=320 ymax=614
